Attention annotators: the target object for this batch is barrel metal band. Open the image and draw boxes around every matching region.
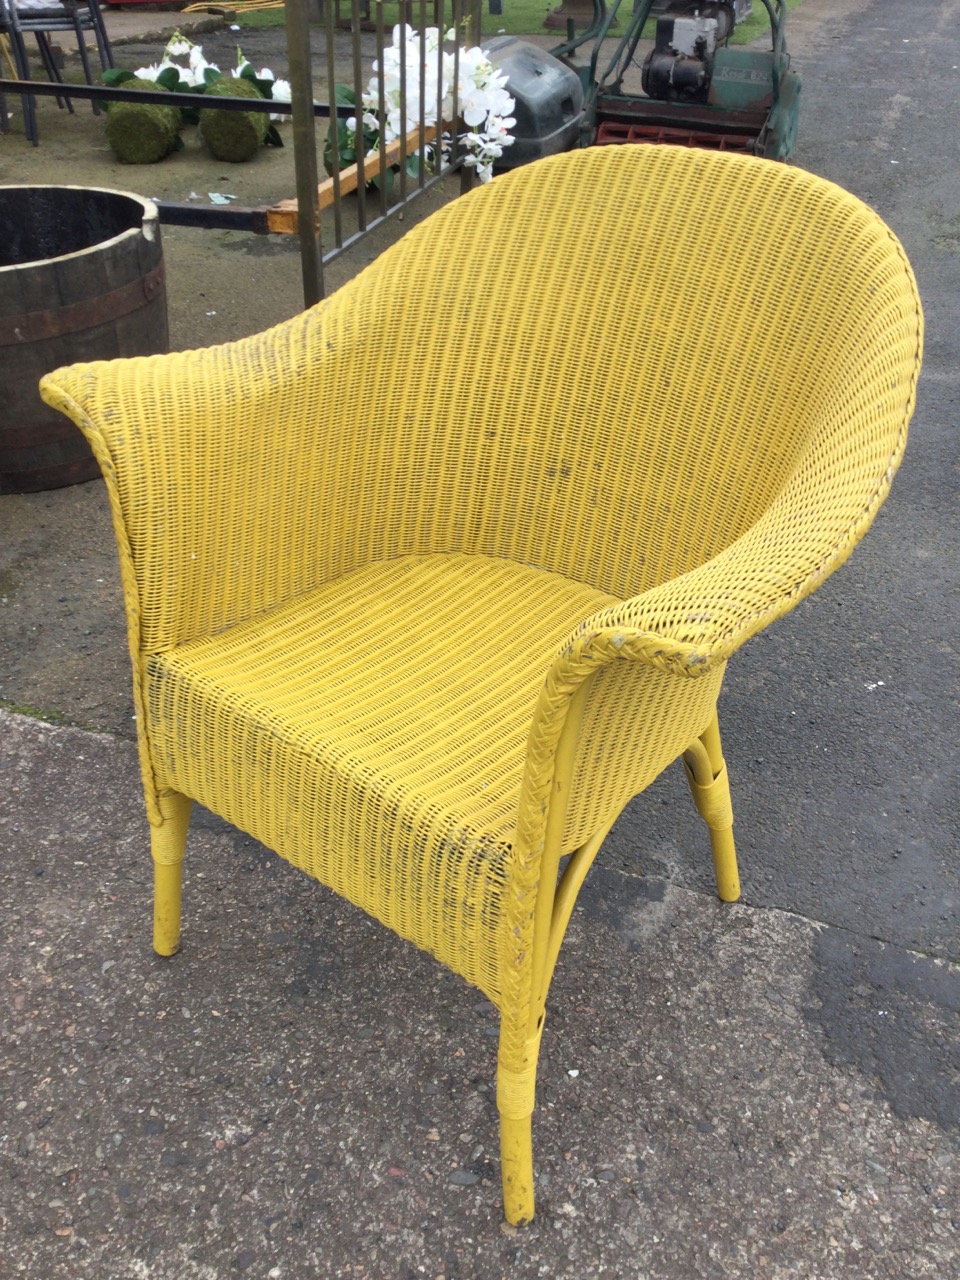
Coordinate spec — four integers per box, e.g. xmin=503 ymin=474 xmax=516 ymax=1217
xmin=0 ymin=259 xmax=165 ymax=347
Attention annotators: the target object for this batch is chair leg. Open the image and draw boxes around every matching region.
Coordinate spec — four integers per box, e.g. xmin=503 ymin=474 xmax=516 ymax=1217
xmin=21 ymin=84 xmax=37 ymax=145
xmin=69 ymin=15 xmax=101 ymax=113
xmin=151 ymin=790 xmax=193 ymax=956
xmin=497 ymin=1017 xmax=544 ymax=1225
xmin=500 ymin=1113 xmax=534 ymax=1226
xmin=35 ymin=34 xmax=74 ymax=112
xmin=3 ymin=23 xmax=38 ymax=144
xmin=87 ymin=0 xmax=114 ymax=70
xmin=683 ymin=711 xmax=741 ymax=903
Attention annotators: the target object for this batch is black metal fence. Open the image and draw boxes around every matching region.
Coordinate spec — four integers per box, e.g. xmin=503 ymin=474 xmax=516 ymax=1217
xmin=0 ymin=0 xmax=485 ymax=302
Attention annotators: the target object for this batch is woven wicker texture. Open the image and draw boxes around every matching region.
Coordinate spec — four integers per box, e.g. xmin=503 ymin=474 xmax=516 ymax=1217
xmin=41 ymin=144 xmax=923 ymax=1223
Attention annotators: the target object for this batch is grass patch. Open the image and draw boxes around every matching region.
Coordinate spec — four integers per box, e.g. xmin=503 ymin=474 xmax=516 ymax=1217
xmin=232 ymin=8 xmax=287 ymax=28
xmin=233 ymin=0 xmax=805 ymax=43
xmin=1 ymin=698 xmax=72 ymax=727
xmin=729 ymin=0 xmax=804 ymax=45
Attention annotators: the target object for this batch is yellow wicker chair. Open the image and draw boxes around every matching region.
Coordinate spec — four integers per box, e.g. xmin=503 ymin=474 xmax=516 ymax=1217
xmin=40 ymin=145 xmax=922 ymax=1225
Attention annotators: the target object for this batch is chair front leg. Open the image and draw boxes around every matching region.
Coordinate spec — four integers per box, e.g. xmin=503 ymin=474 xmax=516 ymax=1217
xmin=497 ymin=1015 xmax=544 ymax=1226
xmin=34 ymin=33 xmax=73 ymax=112
xmin=151 ymin=790 xmax=193 ymax=956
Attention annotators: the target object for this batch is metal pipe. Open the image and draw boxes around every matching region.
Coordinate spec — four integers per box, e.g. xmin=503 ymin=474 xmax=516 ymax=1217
xmin=324 ymin=0 xmax=344 ymax=250
xmin=351 ymin=0 xmax=367 ymax=232
xmin=283 ymin=0 xmax=324 ymax=305
xmin=0 ymin=77 xmax=354 ymax=116
xmin=376 ymin=4 xmax=389 ymax=217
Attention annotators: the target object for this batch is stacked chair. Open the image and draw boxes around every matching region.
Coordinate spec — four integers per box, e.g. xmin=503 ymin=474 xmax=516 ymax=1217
xmin=0 ymin=0 xmax=113 ymax=144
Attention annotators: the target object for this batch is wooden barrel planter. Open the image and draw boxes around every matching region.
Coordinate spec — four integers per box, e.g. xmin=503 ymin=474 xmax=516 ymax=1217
xmin=0 ymin=185 xmax=168 ymax=494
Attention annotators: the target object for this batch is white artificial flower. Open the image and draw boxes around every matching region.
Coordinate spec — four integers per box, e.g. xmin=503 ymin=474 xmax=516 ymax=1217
xmin=182 ymin=52 xmax=219 ymax=86
xmin=266 ymin=77 xmax=292 ymax=121
xmin=460 ymin=90 xmax=493 ymax=128
xmin=359 ymin=25 xmax=515 ymax=177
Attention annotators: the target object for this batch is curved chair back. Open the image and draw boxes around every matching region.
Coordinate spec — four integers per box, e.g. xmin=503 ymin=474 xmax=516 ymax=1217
xmin=51 ymin=147 xmax=920 ymax=658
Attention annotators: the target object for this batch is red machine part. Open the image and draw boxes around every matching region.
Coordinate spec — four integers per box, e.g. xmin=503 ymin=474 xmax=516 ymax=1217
xmin=594 ymin=119 xmax=757 ymax=152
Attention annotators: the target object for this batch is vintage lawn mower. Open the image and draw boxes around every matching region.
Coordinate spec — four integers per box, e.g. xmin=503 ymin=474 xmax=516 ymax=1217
xmin=484 ymin=0 xmax=800 ymax=166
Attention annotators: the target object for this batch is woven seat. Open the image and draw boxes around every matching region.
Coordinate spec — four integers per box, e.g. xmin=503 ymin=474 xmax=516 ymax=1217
xmin=41 ymin=144 xmax=923 ymax=1225
xmin=147 ymin=552 xmax=622 ymax=997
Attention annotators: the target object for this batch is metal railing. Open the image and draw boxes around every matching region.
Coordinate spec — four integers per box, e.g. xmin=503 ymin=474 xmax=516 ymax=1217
xmin=0 ymin=0 xmax=484 ymax=303
xmin=284 ymin=0 xmax=484 ymax=300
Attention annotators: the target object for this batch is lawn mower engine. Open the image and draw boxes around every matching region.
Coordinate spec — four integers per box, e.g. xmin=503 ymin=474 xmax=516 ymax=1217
xmin=587 ymin=0 xmax=800 ymax=160
xmin=641 ymin=7 xmax=735 ymax=103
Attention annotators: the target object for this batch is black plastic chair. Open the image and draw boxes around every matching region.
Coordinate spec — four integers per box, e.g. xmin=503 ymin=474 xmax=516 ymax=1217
xmin=0 ymin=0 xmax=113 ymax=144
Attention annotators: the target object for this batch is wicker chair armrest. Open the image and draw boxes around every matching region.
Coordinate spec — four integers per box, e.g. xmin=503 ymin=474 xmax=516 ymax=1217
xmin=39 ymin=311 xmax=368 ymax=650
xmin=572 ymin=448 xmax=905 ymax=678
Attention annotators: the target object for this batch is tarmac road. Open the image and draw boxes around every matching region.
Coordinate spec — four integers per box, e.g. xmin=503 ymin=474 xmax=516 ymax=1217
xmin=603 ymin=0 xmax=960 ymax=1112
xmin=1 ymin=1 xmax=958 ymax=1276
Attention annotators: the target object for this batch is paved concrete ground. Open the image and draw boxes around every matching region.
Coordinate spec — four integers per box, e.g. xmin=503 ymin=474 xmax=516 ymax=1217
xmin=1 ymin=0 xmax=959 ymax=1276
xmin=3 ymin=707 xmax=959 ymax=1279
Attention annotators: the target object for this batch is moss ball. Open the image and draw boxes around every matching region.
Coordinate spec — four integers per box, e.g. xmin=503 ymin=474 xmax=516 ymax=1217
xmin=104 ymin=78 xmax=181 ymax=165
xmin=199 ymin=77 xmax=268 ymax=163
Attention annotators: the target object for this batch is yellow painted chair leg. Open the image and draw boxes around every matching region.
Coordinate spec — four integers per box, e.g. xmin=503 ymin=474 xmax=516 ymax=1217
xmin=500 ymin=1113 xmax=535 ymax=1226
xmin=683 ymin=714 xmax=741 ymax=903
xmin=151 ymin=790 xmax=193 ymax=956
xmin=707 ymin=824 xmax=740 ymax=904
xmin=497 ymin=1019 xmax=544 ymax=1225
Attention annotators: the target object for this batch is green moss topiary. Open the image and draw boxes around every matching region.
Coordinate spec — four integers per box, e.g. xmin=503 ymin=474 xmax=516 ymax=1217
xmin=199 ymin=77 xmax=268 ymax=163
xmin=104 ymin=78 xmax=181 ymax=165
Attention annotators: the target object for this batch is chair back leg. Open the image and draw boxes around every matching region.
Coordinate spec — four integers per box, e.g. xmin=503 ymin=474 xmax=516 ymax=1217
xmin=68 ymin=5 xmax=104 ymax=112
xmin=683 ymin=712 xmax=741 ymax=903
xmin=34 ymin=32 xmax=74 ymax=111
xmin=1 ymin=17 xmax=38 ymax=143
xmin=85 ymin=0 xmax=113 ymax=70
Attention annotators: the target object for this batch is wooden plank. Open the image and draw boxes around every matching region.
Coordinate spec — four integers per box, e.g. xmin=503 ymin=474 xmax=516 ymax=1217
xmin=266 ymin=123 xmax=439 ymax=234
